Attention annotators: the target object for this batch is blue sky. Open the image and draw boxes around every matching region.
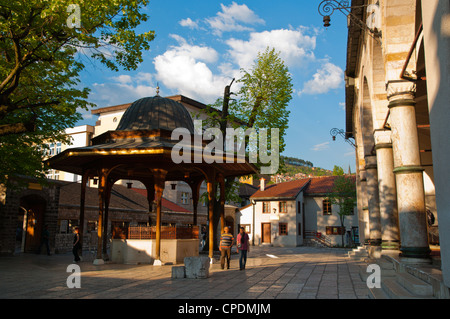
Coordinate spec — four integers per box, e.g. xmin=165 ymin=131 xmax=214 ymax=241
xmin=77 ymin=0 xmax=355 ymax=172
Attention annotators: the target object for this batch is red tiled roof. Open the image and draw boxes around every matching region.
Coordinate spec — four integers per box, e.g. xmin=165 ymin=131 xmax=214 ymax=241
xmin=131 ymin=188 xmax=192 ymax=213
xmin=59 ymin=182 xmax=149 ymax=212
xmin=250 ymin=178 xmax=311 ymax=200
xmin=250 ymin=175 xmax=356 ymax=200
xmin=305 ymin=175 xmax=357 ymax=194
xmin=304 ymin=176 xmax=339 ymax=194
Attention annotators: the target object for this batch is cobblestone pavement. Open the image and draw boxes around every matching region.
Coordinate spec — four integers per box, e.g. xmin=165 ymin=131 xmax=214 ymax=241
xmin=0 ymin=246 xmax=369 ymax=299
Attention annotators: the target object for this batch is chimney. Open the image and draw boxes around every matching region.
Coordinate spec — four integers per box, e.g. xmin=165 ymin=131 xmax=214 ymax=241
xmin=260 ymin=178 xmax=265 ymax=191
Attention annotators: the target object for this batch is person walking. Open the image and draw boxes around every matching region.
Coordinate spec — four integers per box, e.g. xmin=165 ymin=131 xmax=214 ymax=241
xmin=73 ymin=227 xmax=81 ymax=263
xmin=219 ymin=226 xmax=235 ymax=270
xmin=237 ymin=227 xmax=250 ymax=270
xmin=201 ymin=226 xmax=207 ymax=249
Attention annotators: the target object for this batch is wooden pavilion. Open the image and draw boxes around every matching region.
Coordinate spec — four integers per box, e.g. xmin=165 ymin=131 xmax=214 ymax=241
xmin=46 ymin=95 xmax=257 ymax=264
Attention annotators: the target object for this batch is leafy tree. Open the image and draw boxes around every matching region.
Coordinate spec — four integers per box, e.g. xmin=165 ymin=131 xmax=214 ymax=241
xmin=332 ymin=165 xmax=345 ymax=176
xmin=326 ymin=175 xmax=357 ymax=247
xmin=198 ymin=47 xmax=293 ymax=250
xmin=0 ymin=0 xmax=154 ymax=186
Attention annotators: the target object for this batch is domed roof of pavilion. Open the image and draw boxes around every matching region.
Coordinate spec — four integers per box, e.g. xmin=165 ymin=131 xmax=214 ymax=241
xmin=116 ymin=96 xmax=195 ymax=134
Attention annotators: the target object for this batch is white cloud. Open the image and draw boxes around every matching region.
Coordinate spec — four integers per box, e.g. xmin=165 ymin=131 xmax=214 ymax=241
xmin=153 ymin=35 xmax=230 ymax=103
xmin=111 ymin=74 xmax=132 ymax=85
xmin=311 ymin=142 xmax=330 ymax=151
xmin=88 ymin=72 xmax=156 ymax=107
xmin=225 ymin=28 xmax=316 ymax=70
xmin=205 ymin=2 xmax=265 ymax=36
xmin=179 ymin=18 xmax=199 ymax=29
xmin=300 ymin=62 xmax=344 ymax=95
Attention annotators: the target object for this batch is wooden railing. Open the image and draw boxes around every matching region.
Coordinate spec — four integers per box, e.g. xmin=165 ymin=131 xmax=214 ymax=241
xmin=127 ymin=226 xmax=199 ymax=240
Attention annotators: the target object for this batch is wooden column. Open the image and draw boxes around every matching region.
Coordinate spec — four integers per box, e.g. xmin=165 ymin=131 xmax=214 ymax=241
xmin=152 ymin=169 xmax=167 ymax=265
xmin=94 ymin=168 xmax=108 ymax=265
xmin=142 ymin=179 xmax=155 ymax=223
xmin=207 ymin=171 xmax=216 ymax=259
xmin=188 ymin=178 xmax=202 ymax=225
xmin=102 ymin=178 xmax=114 ymax=261
xmin=79 ymin=170 xmax=88 ymax=255
xmin=218 ymin=174 xmax=225 ymax=234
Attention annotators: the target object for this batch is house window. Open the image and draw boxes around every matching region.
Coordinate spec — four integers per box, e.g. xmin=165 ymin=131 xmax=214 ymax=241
xmin=181 ymin=192 xmax=189 ymax=204
xmin=323 ymin=199 xmax=332 ymax=215
xmin=263 ymin=202 xmax=270 ymax=214
xmin=279 ymin=223 xmax=288 ymax=236
xmin=279 ymin=202 xmax=287 ymax=214
xmin=241 ymin=224 xmax=251 ymax=233
xmin=326 ymin=226 xmax=345 ymax=235
xmin=298 ymin=223 xmax=302 ymax=237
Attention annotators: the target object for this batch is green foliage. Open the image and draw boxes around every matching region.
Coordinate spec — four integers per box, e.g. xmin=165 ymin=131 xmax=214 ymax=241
xmin=0 ymin=0 xmax=155 ymax=186
xmin=332 ymin=165 xmax=345 ymax=176
xmin=326 ymin=175 xmax=357 ymax=244
xmin=199 ymin=47 xmax=293 ymax=177
xmin=232 ymin=47 xmax=293 ymax=155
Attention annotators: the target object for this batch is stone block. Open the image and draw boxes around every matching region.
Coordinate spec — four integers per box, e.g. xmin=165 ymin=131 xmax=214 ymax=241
xmin=172 ymin=266 xmax=186 ymax=279
xmin=184 ymin=256 xmax=210 ymax=279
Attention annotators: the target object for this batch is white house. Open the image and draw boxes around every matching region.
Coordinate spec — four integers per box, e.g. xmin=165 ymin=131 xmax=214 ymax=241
xmin=237 ymin=176 xmax=359 ymax=247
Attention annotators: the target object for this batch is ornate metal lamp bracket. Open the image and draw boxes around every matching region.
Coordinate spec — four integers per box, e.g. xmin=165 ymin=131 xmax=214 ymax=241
xmin=318 ymin=0 xmax=382 ymax=42
xmin=330 ymin=128 xmax=356 ymax=148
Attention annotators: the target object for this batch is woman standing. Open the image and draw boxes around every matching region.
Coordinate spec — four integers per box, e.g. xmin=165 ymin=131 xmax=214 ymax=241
xmin=73 ymin=227 xmax=81 ymax=263
xmin=237 ymin=227 xmax=250 ymax=270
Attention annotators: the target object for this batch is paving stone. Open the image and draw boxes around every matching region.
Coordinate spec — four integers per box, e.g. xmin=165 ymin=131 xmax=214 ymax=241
xmin=0 ymin=246 xmax=370 ymax=300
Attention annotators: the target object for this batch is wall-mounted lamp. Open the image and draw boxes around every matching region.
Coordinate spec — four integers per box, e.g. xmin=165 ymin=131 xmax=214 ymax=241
xmin=318 ymin=0 xmax=382 ymax=41
xmin=330 ymin=128 xmax=356 ymax=148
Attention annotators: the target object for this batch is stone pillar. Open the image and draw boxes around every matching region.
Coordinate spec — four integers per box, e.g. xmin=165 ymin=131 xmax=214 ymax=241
xmin=421 ymin=0 xmax=450 ymax=286
xmin=365 ymin=155 xmax=382 ymax=258
xmin=359 ymin=169 xmax=370 ymax=245
xmin=374 ymin=129 xmax=400 ymax=250
xmin=387 ymin=81 xmax=430 ymax=260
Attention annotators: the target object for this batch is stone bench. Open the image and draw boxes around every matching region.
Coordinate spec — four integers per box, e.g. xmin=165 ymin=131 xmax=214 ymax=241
xmin=172 ymin=256 xmax=210 ymax=279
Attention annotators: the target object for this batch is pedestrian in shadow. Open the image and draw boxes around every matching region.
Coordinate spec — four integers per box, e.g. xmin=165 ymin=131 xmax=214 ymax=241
xmin=73 ymin=227 xmax=81 ymax=263
xmin=219 ymin=226 xmax=235 ymax=270
xmin=37 ymin=224 xmax=51 ymax=255
xmin=237 ymin=227 xmax=250 ymax=270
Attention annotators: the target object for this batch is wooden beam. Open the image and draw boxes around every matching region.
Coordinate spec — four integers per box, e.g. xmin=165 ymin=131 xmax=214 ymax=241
xmin=152 ymin=169 xmax=167 ymax=263
xmin=79 ymin=170 xmax=88 ymax=255
xmin=207 ymin=170 xmax=216 ymax=259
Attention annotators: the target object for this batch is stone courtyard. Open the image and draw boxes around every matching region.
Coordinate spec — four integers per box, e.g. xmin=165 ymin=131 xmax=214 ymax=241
xmin=0 ymin=246 xmax=369 ymax=299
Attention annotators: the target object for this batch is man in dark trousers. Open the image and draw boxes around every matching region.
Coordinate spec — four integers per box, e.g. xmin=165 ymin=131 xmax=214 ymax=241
xmin=219 ymin=226 xmax=235 ymax=270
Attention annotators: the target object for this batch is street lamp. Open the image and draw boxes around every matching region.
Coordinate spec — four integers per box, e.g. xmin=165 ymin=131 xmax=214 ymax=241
xmin=330 ymin=128 xmax=356 ymax=148
xmin=318 ymin=0 xmax=382 ymax=40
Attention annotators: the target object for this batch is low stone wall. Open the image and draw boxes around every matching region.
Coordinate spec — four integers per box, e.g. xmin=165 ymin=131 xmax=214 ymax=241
xmin=111 ymin=238 xmax=199 ymax=264
xmin=55 ymin=233 xmax=98 ymax=254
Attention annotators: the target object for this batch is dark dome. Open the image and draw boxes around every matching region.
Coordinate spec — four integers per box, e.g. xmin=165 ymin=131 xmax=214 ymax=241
xmin=116 ymin=96 xmax=195 ymax=133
